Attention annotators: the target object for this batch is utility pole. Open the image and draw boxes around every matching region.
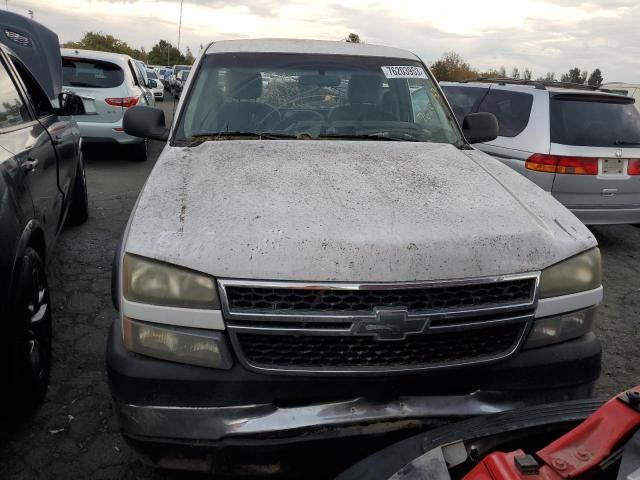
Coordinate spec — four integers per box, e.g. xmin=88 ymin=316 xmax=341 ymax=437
xmin=177 ymin=0 xmax=183 ymax=59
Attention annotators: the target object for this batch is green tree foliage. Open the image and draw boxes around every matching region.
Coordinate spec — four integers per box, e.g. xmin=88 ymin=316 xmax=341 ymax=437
xmin=587 ymin=68 xmax=603 ymax=87
xmin=147 ymin=40 xmax=187 ymax=66
xmin=430 ymin=52 xmax=477 ymax=81
xmin=63 ymin=32 xmax=146 ymax=61
xmin=561 ymin=67 xmax=588 ymax=84
xmin=184 ymin=46 xmax=195 ymax=65
xmin=345 ymin=33 xmax=362 ymax=43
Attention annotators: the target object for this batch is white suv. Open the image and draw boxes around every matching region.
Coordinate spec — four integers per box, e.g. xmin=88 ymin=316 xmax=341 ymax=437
xmin=61 ymin=48 xmax=156 ymax=161
xmin=109 ymin=40 xmax=603 ymax=475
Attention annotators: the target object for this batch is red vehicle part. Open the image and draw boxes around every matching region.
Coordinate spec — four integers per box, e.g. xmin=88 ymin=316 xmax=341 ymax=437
xmin=463 ymin=387 xmax=640 ymax=480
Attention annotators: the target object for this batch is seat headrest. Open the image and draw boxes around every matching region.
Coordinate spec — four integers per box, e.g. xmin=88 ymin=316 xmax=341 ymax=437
xmin=226 ymin=71 xmax=263 ymax=100
xmin=348 ymin=74 xmax=383 ymax=104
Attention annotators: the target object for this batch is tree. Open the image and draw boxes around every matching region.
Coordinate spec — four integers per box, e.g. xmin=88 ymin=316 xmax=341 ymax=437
xmin=476 ymin=68 xmax=501 ymax=79
xmin=345 ymin=33 xmax=361 ymax=43
xmin=561 ymin=67 xmax=588 ymax=84
xmin=147 ymin=40 xmax=186 ymax=66
xmin=587 ymin=68 xmax=603 ymax=87
xmin=511 ymin=67 xmax=520 ymax=79
xmin=498 ymin=66 xmax=506 ymax=77
xmin=63 ymin=32 xmax=146 ymax=61
xmin=523 ymin=68 xmax=532 ymax=81
xmin=544 ymin=72 xmax=556 ymax=82
xmin=430 ymin=51 xmax=477 ymax=81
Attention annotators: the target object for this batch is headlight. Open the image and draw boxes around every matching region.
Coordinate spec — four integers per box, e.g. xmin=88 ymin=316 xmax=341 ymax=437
xmin=123 ymin=254 xmax=219 ymax=309
xmin=123 ymin=317 xmax=232 ymax=369
xmin=524 ymin=307 xmax=597 ymax=349
xmin=539 ymin=248 xmax=601 ymax=298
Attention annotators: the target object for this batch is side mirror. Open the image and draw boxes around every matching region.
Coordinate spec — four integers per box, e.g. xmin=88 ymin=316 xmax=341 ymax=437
xmin=57 ymin=92 xmax=86 ymax=115
xmin=462 ymin=112 xmax=499 ymax=144
xmin=123 ymin=105 xmax=169 ymax=141
xmin=147 ymin=79 xmax=158 ymax=89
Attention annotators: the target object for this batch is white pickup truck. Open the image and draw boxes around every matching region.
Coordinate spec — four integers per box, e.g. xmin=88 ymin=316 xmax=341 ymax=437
xmin=108 ymin=39 xmax=603 ymax=475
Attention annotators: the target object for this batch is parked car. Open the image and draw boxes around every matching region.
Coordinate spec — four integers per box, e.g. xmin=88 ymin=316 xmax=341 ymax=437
xmin=110 ymin=39 xmax=602 ymax=474
xmin=171 ymin=68 xmax=189 ymax=98
xmin=61 ymin=48 xmax=155 ymax=161
xmin=442 ymin=79 xmax=640 ymax=225
xmin=0 ymin=11 xmax=88 ymax=411
xmin=145 ymin=68 xmax=164 ymax=101
xmin=168 ymin=64 xmax=190 ymax=92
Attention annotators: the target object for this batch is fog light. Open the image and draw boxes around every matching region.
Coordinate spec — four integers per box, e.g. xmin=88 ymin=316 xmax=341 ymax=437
xmin=122 ymin=317 xmax=232 ymax=369
xmin=524 ymin=307 xmax=597 ymax=350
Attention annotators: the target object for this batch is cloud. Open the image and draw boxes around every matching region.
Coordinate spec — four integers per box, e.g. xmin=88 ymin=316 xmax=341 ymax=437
xmin=12 ymin=0 xmax=640 ymax=83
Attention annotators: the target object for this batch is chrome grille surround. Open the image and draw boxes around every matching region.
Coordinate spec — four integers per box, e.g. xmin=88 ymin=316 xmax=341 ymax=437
xmin=218 ymin=273 xmax=540 ymax=375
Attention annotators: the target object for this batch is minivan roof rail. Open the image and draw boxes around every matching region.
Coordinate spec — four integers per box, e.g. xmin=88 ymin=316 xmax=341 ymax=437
xmin=458 ymin=77 xmax=602 ymax=91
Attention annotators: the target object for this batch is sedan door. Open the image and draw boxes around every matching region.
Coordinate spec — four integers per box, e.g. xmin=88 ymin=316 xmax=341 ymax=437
xmin=0 ymin=55 xmax=59 ymax=245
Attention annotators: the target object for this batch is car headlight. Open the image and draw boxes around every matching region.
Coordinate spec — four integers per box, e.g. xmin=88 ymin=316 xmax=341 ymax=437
xmin=538 ymin=248 xmax=601 ymax=298
xmin=123 ymin=254 xmax=219 ymax=309
xmin=123 ymin=317 xmax=232 ymax=369
xmin=524 ymin=307 xmax=597 ymax=349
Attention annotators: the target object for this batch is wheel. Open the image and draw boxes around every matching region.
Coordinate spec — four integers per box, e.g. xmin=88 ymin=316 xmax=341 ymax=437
xmin=66 ymin=155 xmax=89 ymax=225
xmin=131 ymin=139 xmax=148 ymax=162
xmin=5 ymin=248 xmax=52 ymax=412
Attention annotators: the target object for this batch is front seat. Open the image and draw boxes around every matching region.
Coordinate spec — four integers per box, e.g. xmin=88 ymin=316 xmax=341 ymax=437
xmin=329 ymin=74 xmax=396 ymax=122
xmin=213 ymin=71 xmax=279 ymax=132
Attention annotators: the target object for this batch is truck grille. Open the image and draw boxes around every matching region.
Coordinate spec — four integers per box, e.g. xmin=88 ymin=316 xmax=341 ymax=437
xmin=237 ymin=323 xmax=524 ymax=369
xmin=225 ymin=278 xmax=534 ymax=313
xmin=219 ymin=275 xmax=538 ymax=374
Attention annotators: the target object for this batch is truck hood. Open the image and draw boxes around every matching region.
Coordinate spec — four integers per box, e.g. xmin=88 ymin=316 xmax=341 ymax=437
xmin=125 ymin=141 xmax=596 ymax=282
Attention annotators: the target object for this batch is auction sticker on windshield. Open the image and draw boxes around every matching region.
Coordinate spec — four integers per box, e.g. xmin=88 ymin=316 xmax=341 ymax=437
xmin=381 ymin=66 xmax=428 ymax=79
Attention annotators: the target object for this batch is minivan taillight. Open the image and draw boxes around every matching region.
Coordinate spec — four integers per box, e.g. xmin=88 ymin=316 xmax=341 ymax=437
xmin=105 ymin=97 xmax=138 ymax=108
xmin=525 ymin=154 xmax=598 ymax=175
xmin=629 ymin=160 xmax=640 ymax=175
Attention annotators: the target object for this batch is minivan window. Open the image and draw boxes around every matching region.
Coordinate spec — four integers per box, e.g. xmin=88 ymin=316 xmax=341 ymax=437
xmin=176 ymin=52 xmax=463 ymax=146
xmin=442 ymin=86 xmax=533 ymax=138
xmin=550 ymin=95 xmax=640 ymax=147
xmin=62 ymin=58 xmax=124 ymax=88
xmin=0 ymin=61 xmax=30 ymax=128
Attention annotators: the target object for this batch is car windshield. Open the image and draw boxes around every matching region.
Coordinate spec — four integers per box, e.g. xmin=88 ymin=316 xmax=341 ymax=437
xmin=175 ymin=52 xmax=463 ymax=145
xmin=146 ymin=70 xmax=158 ymax=79
xmin=175 ymin=65 xmax=189 ymax=74
xmin=179 ymin=70 xmax=190 ymax=80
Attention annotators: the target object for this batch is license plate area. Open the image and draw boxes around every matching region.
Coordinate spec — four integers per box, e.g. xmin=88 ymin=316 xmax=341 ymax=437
xmin=600 ymin=158 xmax=625 ymax=175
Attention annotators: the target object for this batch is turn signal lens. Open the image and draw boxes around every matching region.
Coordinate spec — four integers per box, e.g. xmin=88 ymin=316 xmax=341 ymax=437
xmin=526 ymin=154 xmax=598 ymax=175
xmin=629 ymin=159 xmax=640 ymax=175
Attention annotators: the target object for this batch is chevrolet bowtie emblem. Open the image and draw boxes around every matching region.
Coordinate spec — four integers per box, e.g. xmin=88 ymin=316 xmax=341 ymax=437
xmin=353 ymin=307 xmax=427 ymax=341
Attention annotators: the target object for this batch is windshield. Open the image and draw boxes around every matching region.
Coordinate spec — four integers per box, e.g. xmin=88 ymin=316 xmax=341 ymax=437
xmin=175 ymin=52 xmax=463 ymax=145
xmin=174 ymin=65 xmax=189 ymax=74
xmin=179 ymin=70 xmax=190 ymax=80
xmin=146 ymin=70 xmax=158 ymax=79
xmin=550 ymin=94 xmax=640 ymax=147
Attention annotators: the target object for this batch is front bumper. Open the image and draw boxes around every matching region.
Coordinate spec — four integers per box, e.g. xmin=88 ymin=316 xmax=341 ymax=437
xmin=569 ymin=206 xmax=640 ymax=225
xmin=107 ymin=317 xmax=601 ymax=445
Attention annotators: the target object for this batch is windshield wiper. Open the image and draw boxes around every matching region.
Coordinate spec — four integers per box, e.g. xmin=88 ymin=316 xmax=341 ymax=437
xmin=183 ymin=131 xmax=298 ymax=147
xmin=317 ymin=133 xmax=421 ymax=142
xmin=614 ymin=140 xmax=640 ymax=146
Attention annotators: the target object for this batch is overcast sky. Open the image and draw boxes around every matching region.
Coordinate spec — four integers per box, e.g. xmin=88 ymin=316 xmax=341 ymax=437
xmin=9 ymin=0 xmax=640 ymax=83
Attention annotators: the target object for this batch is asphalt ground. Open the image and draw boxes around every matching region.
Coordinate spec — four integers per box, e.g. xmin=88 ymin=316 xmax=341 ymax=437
xmin=0 ymin=98 xmax=638 ymax=479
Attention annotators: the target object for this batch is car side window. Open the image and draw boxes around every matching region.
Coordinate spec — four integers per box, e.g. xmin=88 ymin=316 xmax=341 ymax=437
xmin=128 ymin=61 xmax=141 ymax=87
xmin=476 ymin=90 xmax=533 ymax=138
xmin=10 ymin=56 xmax=52 ymax=118
xmin=0 ymin=58 xmax=31 ymax=129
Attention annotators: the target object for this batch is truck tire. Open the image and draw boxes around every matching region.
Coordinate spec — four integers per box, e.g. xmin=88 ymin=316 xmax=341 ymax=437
xmin=131 ymin=139 xmax=148 ymax=162
xmin=4 ymin=248 xmax=52 ymax=412
xmin=66 ymin=156 xmax=89 ymax=225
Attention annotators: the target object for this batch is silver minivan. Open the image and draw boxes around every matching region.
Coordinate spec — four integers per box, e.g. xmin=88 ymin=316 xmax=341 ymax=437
xmin=442 ymin=80 xmax=640 ymax=225
xmin=61 ymin=48 xmax=156 ymax=161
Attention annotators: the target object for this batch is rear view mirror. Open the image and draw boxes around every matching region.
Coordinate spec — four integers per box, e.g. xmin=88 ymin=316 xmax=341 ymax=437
xmin=462 ymin=112 xmax=499 ymax=144
xmin=57 ymin=92 xmax=86 ymax=115
xmin=123 ymin=106 xmax=168 ymax=141
xmin=298 ymin=75 xmax=341 ymax=87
